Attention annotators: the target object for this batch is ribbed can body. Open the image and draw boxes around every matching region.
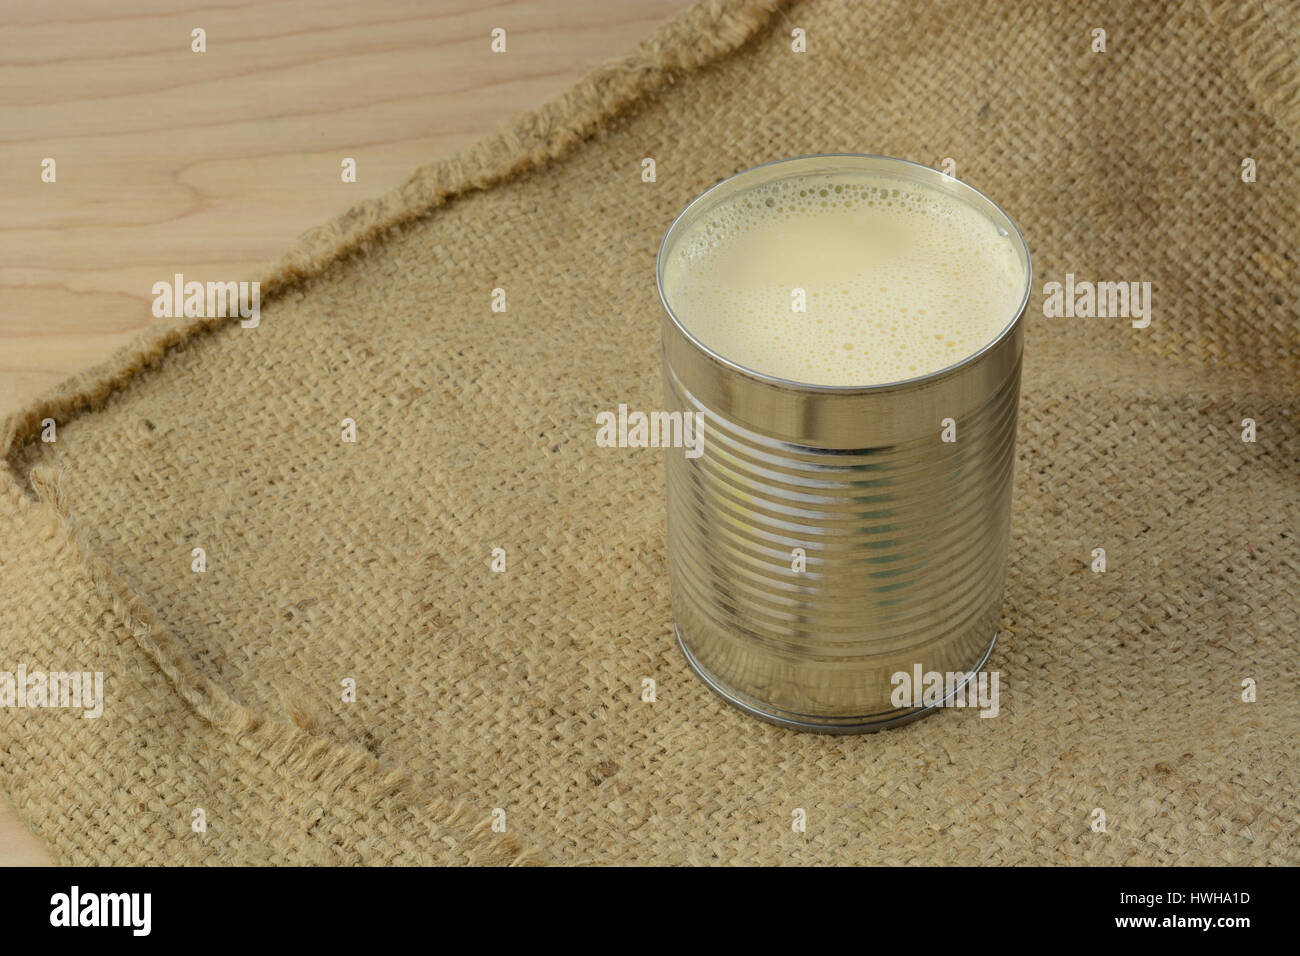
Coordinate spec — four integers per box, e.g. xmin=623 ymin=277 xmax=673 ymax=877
xmin=658 ymin=155 xmax=1030 ymax=732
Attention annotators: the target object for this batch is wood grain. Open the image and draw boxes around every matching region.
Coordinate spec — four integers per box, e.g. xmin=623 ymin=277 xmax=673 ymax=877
xmin=0 ymin=0 xmax=690 ymax=866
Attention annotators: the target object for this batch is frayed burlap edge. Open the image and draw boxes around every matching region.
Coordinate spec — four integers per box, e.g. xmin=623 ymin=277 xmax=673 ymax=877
xmin=1201 ymin=0 xmax=1300 ymax=144
xmin=9 ymin=469 xmax=543 ymax=866
xmin=2 ymin=0 xmax=1293 ymax=864
xmin=1 ymin=0 xmax=790 ymax=468
xmin=0 ymin=0 xmax=790 ymax=866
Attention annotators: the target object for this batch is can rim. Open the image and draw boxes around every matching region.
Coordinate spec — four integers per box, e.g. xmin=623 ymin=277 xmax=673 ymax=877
xmin=655 ymin=153 xmax=1033 ymax=394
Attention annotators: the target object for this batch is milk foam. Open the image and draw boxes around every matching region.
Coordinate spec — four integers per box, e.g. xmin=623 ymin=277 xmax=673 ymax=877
xmin=661 ymin=172 xmax=1026 ymax=386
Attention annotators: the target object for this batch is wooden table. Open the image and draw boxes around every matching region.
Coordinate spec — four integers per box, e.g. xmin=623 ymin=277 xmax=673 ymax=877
xmin=0 ymin=0 xmax=690 ymax=866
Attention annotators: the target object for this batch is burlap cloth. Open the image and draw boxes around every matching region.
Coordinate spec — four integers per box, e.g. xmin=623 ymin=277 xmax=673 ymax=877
xmin=2 ymin=0 xmax=1297 ymax=865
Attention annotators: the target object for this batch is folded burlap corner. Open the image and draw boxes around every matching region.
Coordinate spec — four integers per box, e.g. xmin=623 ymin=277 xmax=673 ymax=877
xmin=2 ymin=0 xmax=1296 ymax=865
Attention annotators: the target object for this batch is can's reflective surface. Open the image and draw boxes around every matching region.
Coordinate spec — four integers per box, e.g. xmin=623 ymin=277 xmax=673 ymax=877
xmin=658 ymin=155 xmax=1032 ymax=733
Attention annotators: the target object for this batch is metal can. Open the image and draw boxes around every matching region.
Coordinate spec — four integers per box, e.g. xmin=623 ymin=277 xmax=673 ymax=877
xmin=657 ymin=154 xmax=1032 ymax=733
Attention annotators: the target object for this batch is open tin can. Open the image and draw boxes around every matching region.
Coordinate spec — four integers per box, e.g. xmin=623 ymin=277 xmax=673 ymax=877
xmin=657 ymin=154 xmax=1032 ymax=733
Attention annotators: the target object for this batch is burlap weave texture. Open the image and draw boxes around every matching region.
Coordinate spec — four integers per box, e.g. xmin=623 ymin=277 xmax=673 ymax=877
xmin=1 ymin=0 xmax=1297 ymax=864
